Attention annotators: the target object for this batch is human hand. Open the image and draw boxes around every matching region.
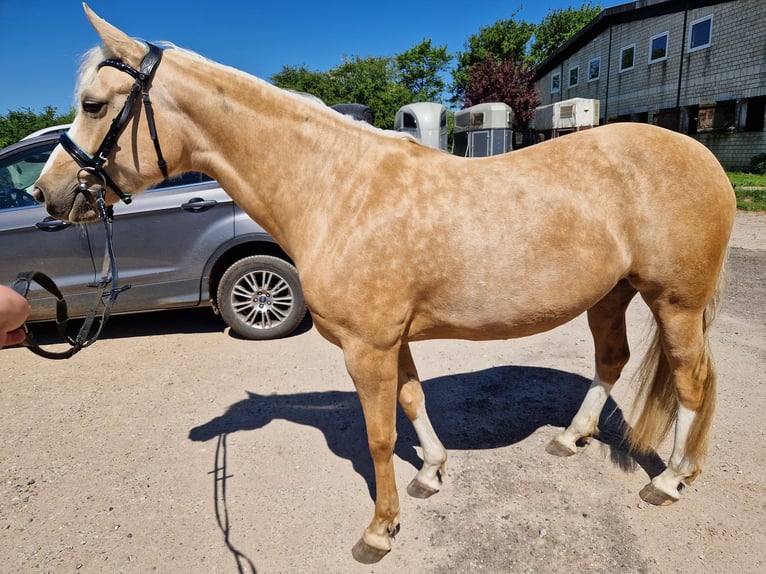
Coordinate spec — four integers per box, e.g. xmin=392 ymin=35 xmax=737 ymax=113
xmin=0 ymin=285 xmax=31 ymax=349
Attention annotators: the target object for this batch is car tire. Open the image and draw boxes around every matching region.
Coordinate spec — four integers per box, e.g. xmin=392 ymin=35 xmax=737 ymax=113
xmin=217 ymin=255 xmax=307 ymax=340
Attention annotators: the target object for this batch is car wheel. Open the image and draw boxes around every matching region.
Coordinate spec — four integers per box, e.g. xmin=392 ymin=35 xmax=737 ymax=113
xmin=217 ymin=255 xmax=307 ymax=340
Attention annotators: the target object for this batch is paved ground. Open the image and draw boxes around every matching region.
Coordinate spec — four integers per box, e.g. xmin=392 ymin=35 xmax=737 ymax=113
xmin=1 ymin=211 xmax=764 ymax=573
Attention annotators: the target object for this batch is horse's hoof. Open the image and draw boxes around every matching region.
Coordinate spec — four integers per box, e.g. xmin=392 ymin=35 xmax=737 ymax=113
xmin=407 ymin=477 xmax=439 ymax=499
xmin=352 ymin=537 xmax=390 ymax=564
xmin=546 ymin=437 xmax=577 ymax=457
xmin=639 ymin=482 xmax=680 ymax=506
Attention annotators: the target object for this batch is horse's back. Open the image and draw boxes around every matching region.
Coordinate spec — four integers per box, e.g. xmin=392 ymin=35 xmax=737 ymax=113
xmin=305 ymin=123 xmax=736 ymax=343
xmin=497 ymin=122 xmax=735 ymax=282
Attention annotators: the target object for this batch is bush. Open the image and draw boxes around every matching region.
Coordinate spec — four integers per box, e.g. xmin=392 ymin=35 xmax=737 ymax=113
xmin=729 ymin=171 xmax=766 ymax=211
xmin=749 ymin=153 xmax=766 ymax=175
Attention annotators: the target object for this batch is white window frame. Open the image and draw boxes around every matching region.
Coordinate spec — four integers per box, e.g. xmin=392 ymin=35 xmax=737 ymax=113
xmin=619 ymin=44 xmax=636 ymax=72
xmin=688 ymin=14 xmax=713 ymax=53
xmin=649 ymin=31 xmax=669 ymax=63
xmin=568 ymin=65 xmax=580 ymax=88
xmin=551 ymin=72 xmax=561 ymax=94
xmin=587 ymin=57 xmax=601 ymax=82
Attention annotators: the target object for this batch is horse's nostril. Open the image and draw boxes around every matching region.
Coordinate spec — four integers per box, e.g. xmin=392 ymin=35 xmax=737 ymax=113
xmin=32 ymin=187 xmax=45 ymax=204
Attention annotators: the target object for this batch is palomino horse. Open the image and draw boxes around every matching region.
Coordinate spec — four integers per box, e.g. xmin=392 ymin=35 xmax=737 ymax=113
xmin=34 ymin=6 xmax=735 ymax=563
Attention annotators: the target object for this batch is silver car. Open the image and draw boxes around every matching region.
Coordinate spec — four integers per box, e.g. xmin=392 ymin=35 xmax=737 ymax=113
xmin=0 ymin=131 xmax=307 ymax=339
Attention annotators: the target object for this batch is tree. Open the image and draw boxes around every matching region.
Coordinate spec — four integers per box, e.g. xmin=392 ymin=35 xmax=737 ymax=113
xmin=452 ymin=16 xmax=536 ymax=105
xmin=528 ymin=2 xmax=602 ymax=66
xmin=462 ymin=54 xmax=540 ymax=129
xmin=395 ymin=39 xmax=451 ymax=102
xmin=331 ymin=55 xmax=413 ymax=129
xmin=269 ymin=65 xmax=339 ymax=104
xmin=0 ymin=106 xmax=75 ymax=149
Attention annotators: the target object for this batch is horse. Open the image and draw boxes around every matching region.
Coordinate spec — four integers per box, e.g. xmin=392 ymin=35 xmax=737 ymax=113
xmin=33 ymin=5 xmax=736 ymax=564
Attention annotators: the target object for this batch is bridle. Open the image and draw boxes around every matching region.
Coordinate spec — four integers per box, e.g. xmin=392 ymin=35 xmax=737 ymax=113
xmin=59 ymin=41 xmax=169 ymax=204
xmin=12 ymin=42 xmax=168 ymax=359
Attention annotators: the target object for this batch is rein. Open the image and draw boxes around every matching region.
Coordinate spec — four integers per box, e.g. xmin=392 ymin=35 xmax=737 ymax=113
xmin=13 ymin=42 xmax=167 ymax=359
xmin=13 ymin=190 xmax=129 ymax=359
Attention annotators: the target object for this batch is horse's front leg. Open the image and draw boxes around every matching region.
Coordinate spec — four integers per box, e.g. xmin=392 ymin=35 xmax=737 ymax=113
xmin=397 ymin=343 xmax=447 ymax=498
xmin=343 ymin=341 xmax=402 ymax=564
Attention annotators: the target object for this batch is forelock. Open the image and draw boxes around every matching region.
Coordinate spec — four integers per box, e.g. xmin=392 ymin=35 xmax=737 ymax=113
xmin=74 ymin=46 xmax=113 ymax=105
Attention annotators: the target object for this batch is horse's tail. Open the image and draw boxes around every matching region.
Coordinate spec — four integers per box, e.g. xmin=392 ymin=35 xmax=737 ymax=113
xmin=627 ymin=269 xmax=724 ymax=466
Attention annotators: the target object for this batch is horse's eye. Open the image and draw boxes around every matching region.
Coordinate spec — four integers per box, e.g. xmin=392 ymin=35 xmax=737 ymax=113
xmin=82 ymin=100 xmax=105 ymax=115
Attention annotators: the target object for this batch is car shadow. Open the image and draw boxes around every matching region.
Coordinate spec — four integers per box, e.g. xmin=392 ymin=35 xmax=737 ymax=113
xmin=189 ymin=365 xmax=666 ymax=500
xmin=24 ymin=306 xmax=314 ymax=342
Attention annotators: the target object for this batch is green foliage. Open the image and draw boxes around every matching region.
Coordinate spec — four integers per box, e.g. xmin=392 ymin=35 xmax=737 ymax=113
xmin=395 ymin=40 xmax=451 ymax=102
xmin=749 ymin=153 xmax=766 ymax=175
xmin=452 ymin=16 xmax=536 ymax=105
xmin=271 ymin=40 xmax=450 ymax=130
xmin=331 ymin=55 xmax=413 ymax=129
xmin=529 ymin=2 xmax=603 ymax=66
xmin=463 ymin=55 xmax=540 ymax=128
xmin=728 ymin=171 xmax=766 ymax=211
xmin=0 ymin=106 xmax=75 ymax=149
xmin=269 ymin=65 xmax=337 ymax=103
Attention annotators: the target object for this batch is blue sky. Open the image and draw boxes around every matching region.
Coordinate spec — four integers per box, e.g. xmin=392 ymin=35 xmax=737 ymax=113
xmin=0 ymin=0 xmax=623 ymax=114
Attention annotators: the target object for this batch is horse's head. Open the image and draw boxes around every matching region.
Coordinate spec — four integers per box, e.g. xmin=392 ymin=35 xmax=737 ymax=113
xmin=34 ymin=4 xmax=179 ymax=222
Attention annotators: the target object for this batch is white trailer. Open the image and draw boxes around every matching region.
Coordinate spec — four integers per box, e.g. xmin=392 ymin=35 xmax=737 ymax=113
xmin=534 ymin=98 xmax=600 ymax=139
xmin=394 ymin=102 xmax=448 ymax=151
xmin=452 ymin=102 xmax=515 ymax=157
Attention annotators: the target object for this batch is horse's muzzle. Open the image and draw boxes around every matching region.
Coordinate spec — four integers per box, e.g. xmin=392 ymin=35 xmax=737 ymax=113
xmin=33 ymin=185 xmax=99 ymax=223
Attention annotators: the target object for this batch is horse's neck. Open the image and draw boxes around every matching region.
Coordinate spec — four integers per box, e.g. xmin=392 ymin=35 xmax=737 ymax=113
xmin=165 ymin=52 xmax=378 ymax=262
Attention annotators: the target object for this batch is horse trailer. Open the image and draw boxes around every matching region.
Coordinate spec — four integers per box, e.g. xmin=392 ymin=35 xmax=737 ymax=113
xmin=453 ymin=102 xmax=514 ymax=157
xmin=394 ymin=102 xmax=448 ymax=151
xmin=534 ymin=98 xmax=600 ymax=140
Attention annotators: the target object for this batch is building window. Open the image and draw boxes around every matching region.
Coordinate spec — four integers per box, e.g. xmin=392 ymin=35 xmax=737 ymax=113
xmin=588 ymin=57 xmax=601 ymax=82
xmin=620 ymin=44 xmax=635 ymax=72
xmin=688 ymin=100 xmax=736 ymax=134
xmin=649 ymin=32 xmax=669 ymax=63
xmin=568 ymin=66 xmax=579 ymax=88
xmin=653 ymin=108 xmax=680 ymax=131
xmin=744 ymin=96 xmax=766 ymax=132
xmin=688 ymin=14 xmax=713 ymax=52
xmin=551 ymin=72 xmax=561 ymax=93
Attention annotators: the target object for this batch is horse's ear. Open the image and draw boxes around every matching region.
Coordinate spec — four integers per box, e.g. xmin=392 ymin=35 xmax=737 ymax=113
xmin=82 ymin=3 xmax=145 ymax=65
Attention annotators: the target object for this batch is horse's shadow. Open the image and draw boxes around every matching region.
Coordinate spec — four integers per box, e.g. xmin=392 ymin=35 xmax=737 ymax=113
xmin=189 ymin=365 xmax=666 ymax=498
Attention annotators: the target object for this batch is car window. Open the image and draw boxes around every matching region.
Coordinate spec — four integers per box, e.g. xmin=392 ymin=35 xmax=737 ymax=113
xmin=150 ymin=172 xmax=214 ymax=190
xmin=0 ymin=142 xmax=56 ymax=211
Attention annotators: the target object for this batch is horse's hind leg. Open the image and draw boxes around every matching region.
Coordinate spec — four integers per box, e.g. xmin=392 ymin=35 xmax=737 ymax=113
xmin=633 ymin=301 xmax=717 ymax=506
xmin=547 ymin=280 xmax=637 ymax=456
xmin=397 ymin=343 xmax=447 ymax=498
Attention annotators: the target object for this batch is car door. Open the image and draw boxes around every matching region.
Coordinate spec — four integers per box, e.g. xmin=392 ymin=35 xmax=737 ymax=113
xmin=0 ymin=138 xmax=99 ymax=320
xmin=86 ymin=173 xmax=236 ymax=314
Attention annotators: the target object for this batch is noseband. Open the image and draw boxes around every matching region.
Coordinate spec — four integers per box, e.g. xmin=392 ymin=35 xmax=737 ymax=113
xmin=59 ymin=41 xmax=169 ymax=205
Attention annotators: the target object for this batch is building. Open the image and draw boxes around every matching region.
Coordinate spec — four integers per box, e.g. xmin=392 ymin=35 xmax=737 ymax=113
xmin=534 ymin=0 xmax=766 ymax=171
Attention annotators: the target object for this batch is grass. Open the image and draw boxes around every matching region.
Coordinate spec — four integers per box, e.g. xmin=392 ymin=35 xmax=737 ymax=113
xmin=728 ymin=172 xmax=766 ymax=211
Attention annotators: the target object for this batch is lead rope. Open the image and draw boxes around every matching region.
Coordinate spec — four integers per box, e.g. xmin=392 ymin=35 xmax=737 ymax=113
xmin=11 ymin=189 xmax=130 ymax=360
